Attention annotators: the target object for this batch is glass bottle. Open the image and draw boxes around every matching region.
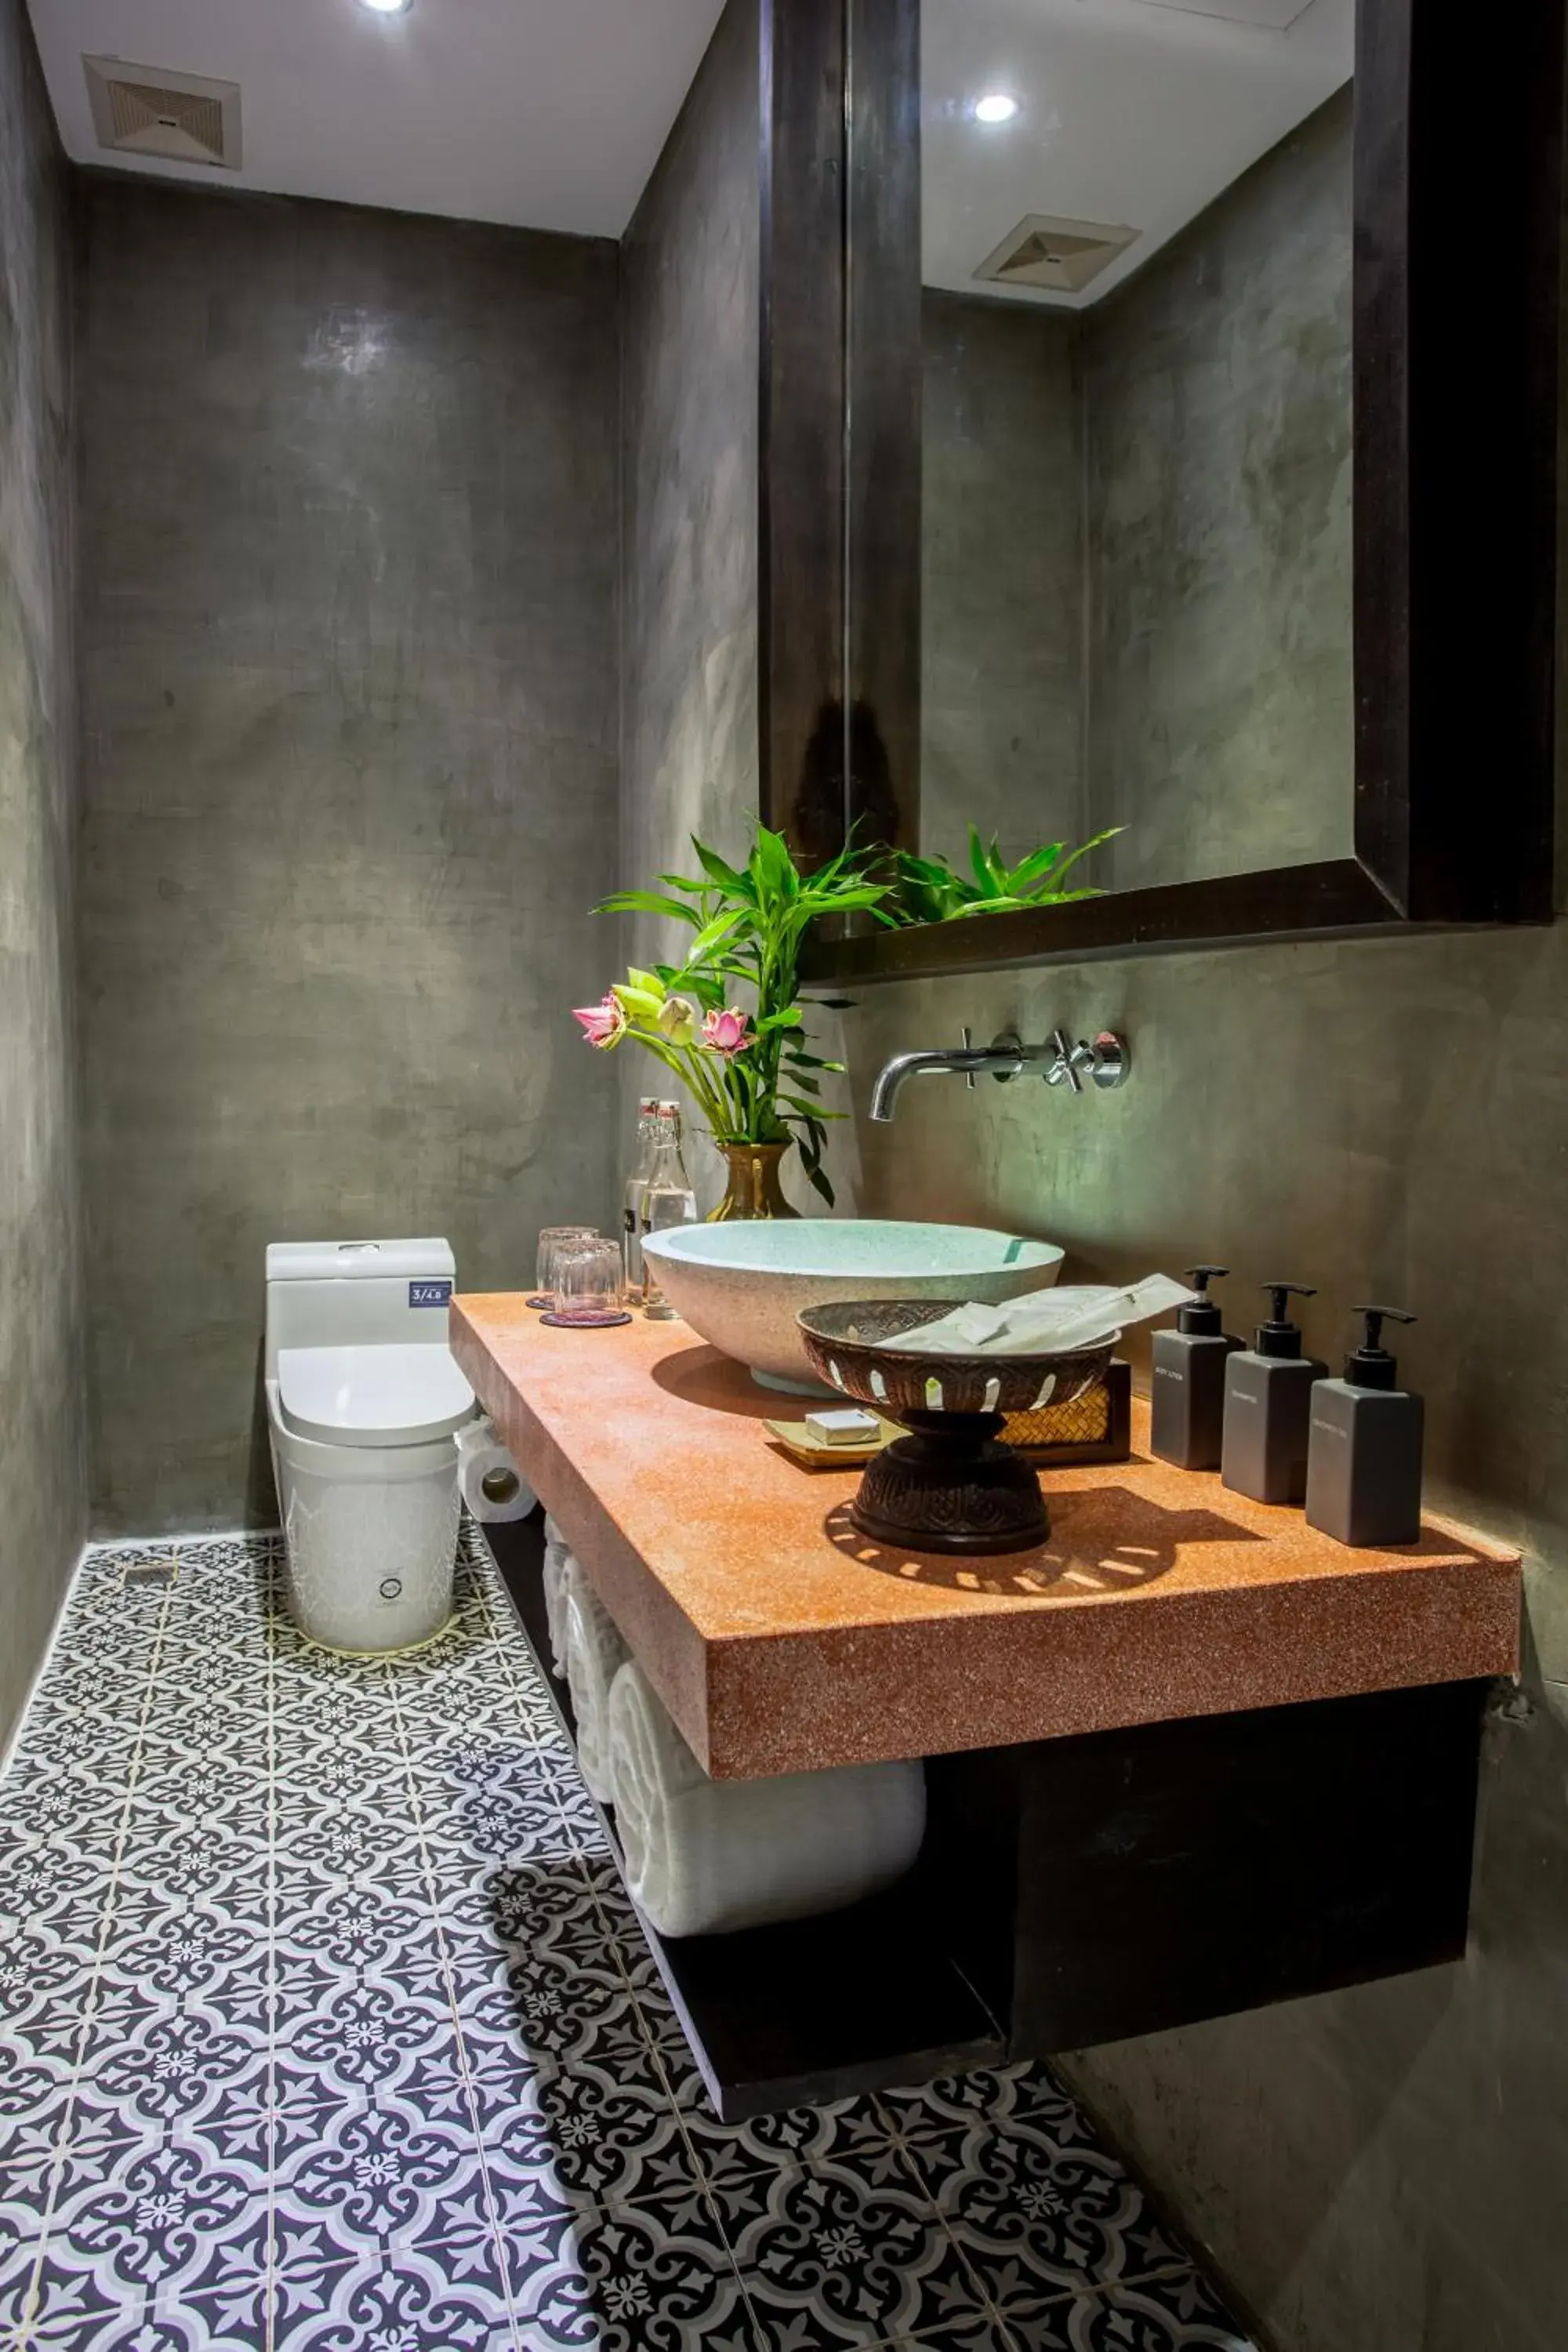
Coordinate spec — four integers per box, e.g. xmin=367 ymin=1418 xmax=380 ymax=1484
xmin=622 ymin=1095 xmax=661 ymax=1299
xmin=640 ymin=1102 xmax=698 ymax=1319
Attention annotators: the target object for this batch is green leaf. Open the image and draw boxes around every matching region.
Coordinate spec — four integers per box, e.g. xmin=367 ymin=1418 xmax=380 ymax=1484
xmin=1026 ymin=826 xmax=1123 ymax=894
xmin=812 ymin=886 xmax=890 ymax=913
xmin=692 ymin=840 xmax=753 ymax=898
xmin=750 ymin=826 xmax=799 ymax=901
xmin=594 ymin=891 xmax=701 ymax=927
xmin=684 ymin=906 xmax=749 ymax=966
xmin=1004 ymin=842 xmax=1068 ymax=892
xmin=969 ymin=826 xmax=1004 ymax=894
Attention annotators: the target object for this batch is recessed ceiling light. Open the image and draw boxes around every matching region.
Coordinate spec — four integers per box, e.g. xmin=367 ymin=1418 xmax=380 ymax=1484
xmin=357 ymin=0 xmax=412 ymax=15
xmin=973 ymin=93 xmax=1021 ymax=125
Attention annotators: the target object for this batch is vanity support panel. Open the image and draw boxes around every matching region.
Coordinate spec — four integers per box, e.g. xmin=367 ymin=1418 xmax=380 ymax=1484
xmin=1004 ymin=1679 xmax=1486 ymax=2058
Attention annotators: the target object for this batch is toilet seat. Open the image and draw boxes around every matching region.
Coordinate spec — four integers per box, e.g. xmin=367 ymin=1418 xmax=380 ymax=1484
xmin=277 ymin=1344 xmax=476 ymax=1450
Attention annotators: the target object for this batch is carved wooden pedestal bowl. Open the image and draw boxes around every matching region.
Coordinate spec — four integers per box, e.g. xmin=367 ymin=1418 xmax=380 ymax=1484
xmin=797 ymin=1301 xmax=1119 ymax=1555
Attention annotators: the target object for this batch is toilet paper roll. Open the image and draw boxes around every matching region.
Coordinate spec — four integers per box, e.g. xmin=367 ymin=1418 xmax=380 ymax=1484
xmin=456 ymin=1418 xmax=536 ymax=1523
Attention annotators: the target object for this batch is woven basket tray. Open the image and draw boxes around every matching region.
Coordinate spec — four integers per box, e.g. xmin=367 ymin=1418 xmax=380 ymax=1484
xmin=1001 ymin=1358 xmax=1131 ymax=1465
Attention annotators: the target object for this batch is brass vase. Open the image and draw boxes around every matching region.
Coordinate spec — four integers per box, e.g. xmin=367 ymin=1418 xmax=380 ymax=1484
xmin=709 ymin=1141 xmax=800 ymax=1221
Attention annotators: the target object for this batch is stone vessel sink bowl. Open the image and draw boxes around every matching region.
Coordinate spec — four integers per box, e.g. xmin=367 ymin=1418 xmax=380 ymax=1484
xmin=639 ymin=1220 xmax=1064 ymax=1393
xmin=797 ymin=1299 xmax=1119 ymax=1555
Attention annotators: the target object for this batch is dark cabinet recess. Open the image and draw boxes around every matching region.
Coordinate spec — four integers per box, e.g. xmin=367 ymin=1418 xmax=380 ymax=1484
xmin=483 ymin=1519 xmax=1486 ymax=2119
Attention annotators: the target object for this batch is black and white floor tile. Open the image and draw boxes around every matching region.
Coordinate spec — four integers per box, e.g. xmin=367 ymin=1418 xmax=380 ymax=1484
xmin=0 ymin=1527 xmax=1259 ymax=2352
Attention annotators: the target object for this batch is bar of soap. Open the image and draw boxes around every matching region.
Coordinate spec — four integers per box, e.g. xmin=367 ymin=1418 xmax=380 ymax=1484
xmin=804 ymin=1407 xmax=882 ymax=1448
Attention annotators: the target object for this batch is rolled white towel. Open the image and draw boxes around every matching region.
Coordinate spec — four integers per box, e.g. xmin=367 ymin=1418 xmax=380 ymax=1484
xmin=561 ymin=1559 xmax=630 ymax=1804
xmin=606 ymin=1661 xmax=926 ymax=1940
xmin=541 ymin=1516 xmax=572 ymax=1676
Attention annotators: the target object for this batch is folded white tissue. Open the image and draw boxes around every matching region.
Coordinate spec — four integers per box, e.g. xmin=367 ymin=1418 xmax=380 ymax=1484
xmin=606 ymin=1660 xmax=927 ymax=1940
xmin=560 ymin=1558 xmax=630 ymax=1803
xmin=877 ymin=1272 xmax=1189 ymax=1357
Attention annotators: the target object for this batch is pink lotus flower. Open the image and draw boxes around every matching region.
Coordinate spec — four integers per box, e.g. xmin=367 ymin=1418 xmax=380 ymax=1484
xmin=573 ymin=993 xmax=626 ymax=1050
xmin=702 ymin=1006 xmax=753 ymax=1058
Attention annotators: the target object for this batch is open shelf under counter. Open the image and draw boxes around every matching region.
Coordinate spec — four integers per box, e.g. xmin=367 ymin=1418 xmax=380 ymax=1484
xmin=481 ymin=1511 xmax=1007 ymax=2122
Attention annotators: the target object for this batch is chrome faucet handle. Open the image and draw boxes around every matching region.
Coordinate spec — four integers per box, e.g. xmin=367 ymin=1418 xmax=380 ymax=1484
xmin=961 ymin=1027 xmax=976 ymax=1091
xmin=1046 ymin=1027 xmax=1083 ymax=1093
xmin=1078 ymin=1031 xmax=1131 ymax=1091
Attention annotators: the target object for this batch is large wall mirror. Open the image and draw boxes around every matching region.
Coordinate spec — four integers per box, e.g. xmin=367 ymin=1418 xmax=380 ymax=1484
xmin=801 ymin=0 xmax=1564 ymax=985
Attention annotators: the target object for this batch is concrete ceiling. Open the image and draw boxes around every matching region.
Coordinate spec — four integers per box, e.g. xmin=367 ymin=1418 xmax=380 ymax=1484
xmin=923 ymin=0 xmax=1356 ymax=306
xmin=26 ymin=0 xmax=728 ymax=239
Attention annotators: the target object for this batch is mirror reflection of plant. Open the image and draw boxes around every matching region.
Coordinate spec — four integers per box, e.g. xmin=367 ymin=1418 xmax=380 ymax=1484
xmin=889 ymin=825 xmax=1123 ymax=924
xmin=578 ymin=827 xmax=888 ymax=1204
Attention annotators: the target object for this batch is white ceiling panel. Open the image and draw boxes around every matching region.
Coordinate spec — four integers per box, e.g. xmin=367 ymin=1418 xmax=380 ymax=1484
xmin=924 ymin=0 xmax=1356 ymax=306
xmin=27 ymin=0 xmax=729 ymax=238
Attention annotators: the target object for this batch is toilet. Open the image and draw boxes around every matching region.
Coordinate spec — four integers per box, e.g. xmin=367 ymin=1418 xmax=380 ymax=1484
xmin=265 ymin=1238 xmax=477 ymax=1652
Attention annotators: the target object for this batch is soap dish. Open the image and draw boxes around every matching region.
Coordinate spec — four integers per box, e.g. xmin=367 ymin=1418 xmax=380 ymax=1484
xmin=764 ymin=1414 xmax=902 ymax=1469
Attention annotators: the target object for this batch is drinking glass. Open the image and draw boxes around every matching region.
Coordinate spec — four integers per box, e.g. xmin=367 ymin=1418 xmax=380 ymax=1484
xmin=528 ymin=1225 xmax=596 ymax=1309
xmin=549 ymin=1236 xmax=628 ymax=1327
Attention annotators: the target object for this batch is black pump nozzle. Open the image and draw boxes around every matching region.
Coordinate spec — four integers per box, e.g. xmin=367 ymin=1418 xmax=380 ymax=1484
xmin=1345 ymin=1304 xmax=1416 ymax=1390
xmin=1178 ymin=1265 xmax=1229 ymax=1335
xmin=1255 ymin=1281 xmax=1316 ymax=1359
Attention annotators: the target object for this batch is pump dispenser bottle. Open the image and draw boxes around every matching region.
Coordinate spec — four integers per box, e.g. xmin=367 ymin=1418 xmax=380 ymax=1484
xmin=1150 ymin=1266 xmax=1242 ymax=1471
xmin=1221 ymin=1283 xmax=1327 ymax=1505
xmin=1305 ymin=1308 xmax=1424 ymax=1545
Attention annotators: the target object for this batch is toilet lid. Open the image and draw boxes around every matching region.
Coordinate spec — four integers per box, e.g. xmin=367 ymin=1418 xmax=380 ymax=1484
xmin=278 ymin=1344 xmax=476 ymax=1449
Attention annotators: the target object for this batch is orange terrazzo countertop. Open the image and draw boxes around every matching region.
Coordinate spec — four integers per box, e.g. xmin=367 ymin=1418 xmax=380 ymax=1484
xmin=452 ymin=1295 xmax=1522 ymax=1780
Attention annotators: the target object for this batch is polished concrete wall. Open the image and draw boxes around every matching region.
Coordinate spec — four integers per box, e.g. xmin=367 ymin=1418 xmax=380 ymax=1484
xmin=1083 ymin=87 xmax=1353 ymax=892
xmin=76 ymin=180 xmax=621 ymax=1534
xmin=0 ymin=0 xmax=85 ymax=1740
xmin=838 ymin=909 xmax=1568 ymax=2351
xmin=921 ymin=291 xmax=1082 ymax=868
xmin=618 ymin=0 xmax=759 ymax=1213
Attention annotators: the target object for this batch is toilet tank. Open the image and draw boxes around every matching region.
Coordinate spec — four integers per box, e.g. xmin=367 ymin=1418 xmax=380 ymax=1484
xmin=265 ymin=1239 xmax=458 ymax=1376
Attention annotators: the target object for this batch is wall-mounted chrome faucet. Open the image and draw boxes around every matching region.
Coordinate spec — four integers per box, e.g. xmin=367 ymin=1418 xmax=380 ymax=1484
xmin=867 ymin=1027 xmax=1131 ymax=1123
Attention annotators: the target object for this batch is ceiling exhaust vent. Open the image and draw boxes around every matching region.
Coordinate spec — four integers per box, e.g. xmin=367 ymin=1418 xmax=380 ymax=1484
xmin=83 ymin=56 xmax=242 ymax=169
xmin=976 ymin=215 xmax=1140 ymax=296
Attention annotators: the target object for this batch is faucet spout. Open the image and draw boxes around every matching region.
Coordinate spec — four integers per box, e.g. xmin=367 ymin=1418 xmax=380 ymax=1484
xmin=869 ymin=1036 xmax=1025 ymax=1123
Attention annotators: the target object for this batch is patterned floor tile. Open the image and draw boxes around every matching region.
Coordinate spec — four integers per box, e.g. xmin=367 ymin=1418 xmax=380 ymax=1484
xmin=0 ymin=2243 xmax=136 ymax=2348
xmin=719 ymin=2147 xmax=1001 ymax=2350
xmin=507 ymin=2181 xmax=753 ymax=2352
xmin=274 ymin=2223 xmax=517 ymax=2351
xmin=911 ymin=2123 xmax=1152 ymax=2303
xmin=664 ymin=2047 xmax=902 ymax=2200
xmin=0 ymin=1527 xmax=1254 ymax=2352
xmin=1004 ymin=2273 xmax=1255 ymax=2352
xmin=79 ymin=2002 xmax=270 ymax=2132
xmin=272 ymin=1976 xmax=464 ymax=2106
xmin=42 ymin=2133 xmax=270 ymax=2304
xmin=274 ymin=2094 xmax=491 ymax=2256
xmin=478 ymin=2049 xmax=701 ymax=2217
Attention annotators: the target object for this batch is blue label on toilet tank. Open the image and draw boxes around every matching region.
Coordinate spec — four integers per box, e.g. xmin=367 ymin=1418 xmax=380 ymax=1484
xmin=409 ymin=1280 xmax=452 ymax=1308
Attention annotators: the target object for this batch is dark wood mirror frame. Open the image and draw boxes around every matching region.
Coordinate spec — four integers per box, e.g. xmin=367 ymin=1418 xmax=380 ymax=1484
xmin=780 ymin=0 xmax=1566 ymax=989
